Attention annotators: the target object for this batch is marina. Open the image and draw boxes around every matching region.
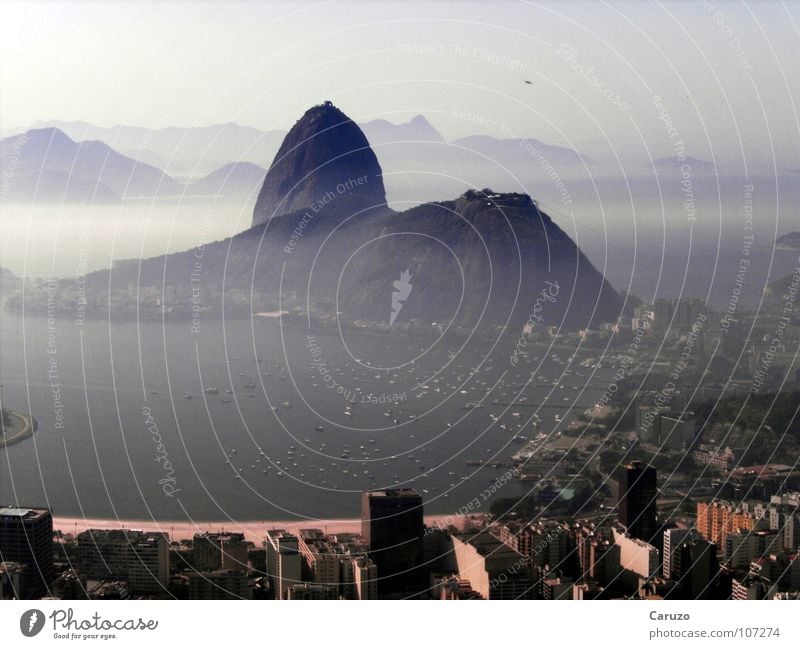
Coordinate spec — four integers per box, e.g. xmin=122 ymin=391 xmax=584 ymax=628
xmin=0 ymin=313 xmax=614 ymax=521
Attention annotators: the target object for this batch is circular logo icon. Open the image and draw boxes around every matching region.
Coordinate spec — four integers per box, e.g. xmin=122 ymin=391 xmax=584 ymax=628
xmin=20 ymin=609 xmax=45 ymax=637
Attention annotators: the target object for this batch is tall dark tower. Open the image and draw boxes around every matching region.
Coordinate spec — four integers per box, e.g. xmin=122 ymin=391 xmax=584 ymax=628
xmin=0 ymin=506 xmax=53 ymax=598
xmin=617 ymin=461 xmax=658 ymax=542
xmin=361 ymin=489 xmax=423 ymax=596
xmin=675 ymin=538 xmax=719 ymax=599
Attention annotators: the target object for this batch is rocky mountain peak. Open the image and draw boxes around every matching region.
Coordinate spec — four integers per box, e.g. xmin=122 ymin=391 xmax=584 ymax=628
xmin=252 ymin=101 xmax=387 ymax=226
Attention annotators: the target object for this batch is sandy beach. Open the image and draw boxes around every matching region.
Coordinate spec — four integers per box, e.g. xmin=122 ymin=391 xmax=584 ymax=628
xmin=53 ymin=514 xmax=473 ymax=544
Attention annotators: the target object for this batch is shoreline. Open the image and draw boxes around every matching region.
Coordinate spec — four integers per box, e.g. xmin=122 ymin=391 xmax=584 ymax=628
xmin=53 ymin=513 xmax=474 ymax=545
xmin=0 ymin=409 xmax=36 ymax=448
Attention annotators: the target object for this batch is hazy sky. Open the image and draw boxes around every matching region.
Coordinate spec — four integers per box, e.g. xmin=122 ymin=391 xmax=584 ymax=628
xmin=1 ymin=1 xmax=799 ymax=169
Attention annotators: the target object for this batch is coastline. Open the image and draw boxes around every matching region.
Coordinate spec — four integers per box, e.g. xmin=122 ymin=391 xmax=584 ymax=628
xmin=0 ymin=409 xmax=36 ymax=448
xmin=53 ymin=513 xmax=470 ymax=545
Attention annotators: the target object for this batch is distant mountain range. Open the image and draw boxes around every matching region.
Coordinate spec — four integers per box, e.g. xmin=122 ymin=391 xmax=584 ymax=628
xmin=10 ymin=116 xmax=449 ymax=179
xmin=648 ymin=155 xmax=716 ymax=172
xmin=0 ymin=128 xmax=266 ymax=202
xmin=187 ymin=162 xmax=266 ymax=198
xmin=12 ymin=103 xmax=623 ymax=331
xmin=1 ymin=113 xmax=600 ymax=203
xmin=20 ymin=120 xmax=283 ymax=178
xmin=361 ymin=114 xmax=444 ymax=145
xmin=451 ymin=135 xmax=591 ymax=166
xmin=0 ymin=127 xmax=181 ymax=201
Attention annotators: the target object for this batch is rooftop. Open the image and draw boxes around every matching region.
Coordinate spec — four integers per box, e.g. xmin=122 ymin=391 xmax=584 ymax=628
xmin=299 ymin=529 xmax=369 ymax=557
xmin=457 ymin=529 xmax=522 ymax=561
xmin=0 ymin=507 xmax=33 ymax=517
xmin=76 ymin=528 xmax=168 ymax=543
xmin=731 ymin=464 xmax=797 ymax=479
xmin=265 ymin=528 xmax=296 ymax=540
xmin=365 ymin=488 xmax=420 ymax=498
xmin=194 ymin=531 xmax=246 ymax=543
xmin=0 ymin=506 xmax=50 ymax=520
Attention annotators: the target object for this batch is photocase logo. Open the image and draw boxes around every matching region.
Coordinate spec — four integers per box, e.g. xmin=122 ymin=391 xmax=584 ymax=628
xmin=20 ymin=609 xmax=45 ymax=637
xmin=390 ymin=268 xmax=413 ymax=326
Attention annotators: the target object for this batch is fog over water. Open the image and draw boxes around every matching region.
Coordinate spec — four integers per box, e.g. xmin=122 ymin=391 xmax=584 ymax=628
xmin=1 ymin=169 xmax=797 ymax=306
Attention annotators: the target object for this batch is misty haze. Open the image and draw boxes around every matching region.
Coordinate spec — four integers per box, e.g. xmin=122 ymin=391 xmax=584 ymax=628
xmin=1 ymin=0 xmax=799 ymax=618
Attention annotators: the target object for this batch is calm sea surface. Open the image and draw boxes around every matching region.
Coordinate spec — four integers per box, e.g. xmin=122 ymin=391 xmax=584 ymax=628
xmin=0 ymin=312 xmax=615 ymax=521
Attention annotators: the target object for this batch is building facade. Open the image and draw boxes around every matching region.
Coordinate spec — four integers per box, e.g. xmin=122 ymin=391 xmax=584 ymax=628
xmin=361 ymin=489 xmax=423 ymax=595
xmin=76 ymin=529 xmax=169 ymax=595
xmin=0 ymin=506 xmax=53 ymax=598
xmin=617 ymin=462 xmax=658 ymax=542
xmin=265 ymin=529 xmax=302 ymax=600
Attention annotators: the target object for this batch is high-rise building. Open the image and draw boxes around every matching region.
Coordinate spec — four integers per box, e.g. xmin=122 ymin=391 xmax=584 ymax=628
xmin=635 ymin=405 xmax=669 ymax=445
xmin=361 ymin=489 xmax=423 ymax=595
xmin=0 ymin=561 xmax=27 ymax=599
xmin=768 ymin=499 xmax=800 ymax=552
xmin=588 ymin=538 xmax=619 ymax=583
xmin=76 ymin=529 xmax=169 ymax=595
xmin=613 ymin=527 xmax=660 ymax=580
xmin=450 ymin=529 xmax=534 ymax=600
xmin=296 ymin=528 xmax=376 ymax=599
xmin=192 ymin=532 xmax=248 ymax=572
xmin=662 ymin=528 xmax=699 ymax=579
xmin=352 ymin=556 xmax=378 ymax=600
xmin=781 ymin=514 xmax=800 ymax=553
xmin=297 ymin=528 xmax=342 ymax=585
xmin=617 ymin=462 xmax=658 ymax=542
xmin=286 ymin=582 xmax=339 ymax=600
xmin=696 ymin=500 xmax=763 ymax=547
xmin=732 ymin=577 xmax=768 ymax=600
xmin=0 ymin=506 xmax=53 ymax=598
xmin=675 ymin=539 xmax=718 ymax=599
xmin=652 ymin=298 xmax=676 ymax=331
xmin=542 ymin=576 xmax=575 ymax=600
xmin=675 ymin=298 xmax=705 ymax=328
xmin=658 ymin=415 xmax=696 ymax=450
xmin=724 ymin=531 xmax=762 ymax=569
xmin=265 ymin=529 xmax=301 ymax=600
xmin=635 ymin=407 xmax=695 ymax=449
xmin=188 ymin=569 xmax=251 ymax=600
xmin=731 ymin=555 xmax=798 ymax=600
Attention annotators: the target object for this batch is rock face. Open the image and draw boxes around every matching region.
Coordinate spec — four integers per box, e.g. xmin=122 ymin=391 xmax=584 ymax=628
xmin=330 ymin=189 xmax=623 ymax=329
xmin=252 ymin=101 xmax=387 ymax=226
